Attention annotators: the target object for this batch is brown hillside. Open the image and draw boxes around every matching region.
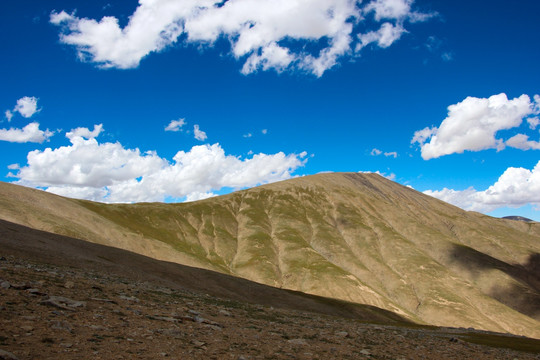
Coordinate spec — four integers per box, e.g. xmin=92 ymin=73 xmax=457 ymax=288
xmin=1 ymin=173 xmax=539 ymax=338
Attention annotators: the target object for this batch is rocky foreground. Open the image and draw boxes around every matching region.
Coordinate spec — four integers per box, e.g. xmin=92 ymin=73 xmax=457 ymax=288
xmin=1 ymin=255 xmax=539 ymax=360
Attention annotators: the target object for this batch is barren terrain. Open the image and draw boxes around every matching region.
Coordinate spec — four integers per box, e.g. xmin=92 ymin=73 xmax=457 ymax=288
xmin=1 ymin=220 xmax=539 ymax=359
xmin=1 ymin=173 xmax=539 ymax=338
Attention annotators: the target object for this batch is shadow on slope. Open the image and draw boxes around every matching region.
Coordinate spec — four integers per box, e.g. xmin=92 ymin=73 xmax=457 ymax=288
xmin=0 ymin=219 xmax=410 ymax=325
xmin=450 ymin=244 xmax=540 ymax=319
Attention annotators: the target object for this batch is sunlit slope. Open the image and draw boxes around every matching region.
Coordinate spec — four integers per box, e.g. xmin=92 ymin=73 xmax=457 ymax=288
xmin=1 ymin=173 xmax=539 ymax=337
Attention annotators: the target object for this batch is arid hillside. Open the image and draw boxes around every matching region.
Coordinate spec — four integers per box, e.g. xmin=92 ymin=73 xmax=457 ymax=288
xmin=1 ymin=173 xmax=539 ymax=338
xmin=1 ymin=219 xmax=540 ymax=359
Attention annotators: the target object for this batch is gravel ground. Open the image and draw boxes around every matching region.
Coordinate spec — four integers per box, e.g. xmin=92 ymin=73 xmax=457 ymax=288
xmin=1 ymin=256 xmax=539 ymax=360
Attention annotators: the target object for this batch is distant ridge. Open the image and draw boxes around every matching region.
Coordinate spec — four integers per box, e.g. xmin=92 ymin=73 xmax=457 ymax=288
xmin=1 ymin=172 xmax=540 ymax=338
xmin=503 ymin=216 xmax=535 ymax=223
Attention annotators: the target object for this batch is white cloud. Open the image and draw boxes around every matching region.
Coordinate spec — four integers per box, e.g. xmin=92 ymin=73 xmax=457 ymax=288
xmin=14 ymin=127 xmax=307 ymax=203
xmin=262 ymin=129 xmax=268 ymax=135
xmin=243 ymin=133 xmax=252 ymax=138
xmin=412 ymin=93 xmax=539 ymax=160
xmin=18 ymin=131 xmax=165 ymax=188
xmin=185 ymin=192 xmax=217 ymax=202
xmin=357 ymin=22 xmax=406 ymax=50
xmin=506 ymin=134 xmax=540 ymax=150
xmin=14 ymin=96 xmax=40 ymax=118
xmin=165 ymin=118 xmax=186 ymax=132
xmin=7 ymin=164 xmax=20 ymax=170
xmin=0 ymin=122 xmax=54 ymax=143
xmin=527 ymin=117 xmax=539 ymax=130
xmin=371 ymin=148 xmax=398 ymax=157
xmin=361 ymin=170 xmax=396 ymax=181
xmin=424 ymin=161 xmax=540 ymax=213
xmin=66 ymin=124 xmax=103 ymax=140
xmin=193 ymin=124 xmax=207 ymax=141
xmin=50 ymin=0 xmax=433 ymax=76
xmin=364 ymin=0 xmax=413 ymax=20
xmin=4 ymin=96 xmax=40 ymax=121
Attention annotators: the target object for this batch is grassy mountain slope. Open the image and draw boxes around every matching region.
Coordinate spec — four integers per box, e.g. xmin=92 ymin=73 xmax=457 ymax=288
xmin=1 ymin=173 xmax=539 ymax=338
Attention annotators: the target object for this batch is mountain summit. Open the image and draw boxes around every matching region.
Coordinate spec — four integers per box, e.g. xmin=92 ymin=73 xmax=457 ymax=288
xmin=1 ymin=172 xmax=539 ymax=338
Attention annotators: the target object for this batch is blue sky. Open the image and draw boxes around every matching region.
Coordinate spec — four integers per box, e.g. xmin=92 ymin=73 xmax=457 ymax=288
xmin=1 ymin=0 xmax=540 ymax=220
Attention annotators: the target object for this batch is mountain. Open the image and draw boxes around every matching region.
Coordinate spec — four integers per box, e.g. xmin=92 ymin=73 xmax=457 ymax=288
xmin=503 ymin=216 xmax=535 ymax=222
xmin=1 ymin=173 xmax=539 ymax=338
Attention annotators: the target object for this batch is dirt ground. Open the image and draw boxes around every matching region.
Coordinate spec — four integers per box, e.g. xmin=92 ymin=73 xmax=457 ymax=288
xmin=1 ymin=255 xmax=539 ymax=360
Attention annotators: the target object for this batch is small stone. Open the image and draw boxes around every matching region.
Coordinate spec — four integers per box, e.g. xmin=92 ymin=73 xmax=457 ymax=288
xmin=119 ymin=295 xmax=139 ymax=302
xmin=287 ymin=338 xmax=307 ymax=345
xmin=50 ymin=320 xmax=74 ymax=333
xmin=219 ymin=309 xmax=231 ymax=317
xmin=64 ymin=281 xmax=75 ymax=289
xmin=204 ymin=324 xmax=222 ymax=331
xmin=20 ymin=325 xmax=33 ymax=332
xmin=0 ymin=281 xmax=10 ymax=289
xmin=360 ymin=349 xmax=371 ymax=355
xmin=40 ymin=296 xmax=86 ymax=311
xmin=9 ymin=283 xmax=28 ymax=290
xmin=89 ymin=325 xmax=107 ymax=331
xmin=147 ymin=315 xmax=178 ymax=323
xmin=0 ymin=349 xmax=19 ymax=360
xmin=335 ymin=331 xmax=349 ymax=338
xmin=60 ymin=343 xmax=73 ymax=348
xmin=26 ymin=289 xmax=46 ymax=296
xmin=192 ymin=340 xmax=205 ymax=347
xmin=90 ymin=298 xmax=117 ymax=304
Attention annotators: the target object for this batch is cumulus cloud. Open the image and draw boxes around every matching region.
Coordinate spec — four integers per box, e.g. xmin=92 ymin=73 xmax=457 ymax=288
xmin=4 ymin=96 xmax=40 ymax=121
xmin=14 ymin=96 xmax=40 ymax=118
xmin=193 ymin=124 xmax=207 ymax=141
xmin=424 ymin=161 xmax=540 ymax=213
xmin=50 ymin=0 xmax=433 ymax=76
xmin=14 ymin=125 xmax=307 ymax=203
xmin=0 ymin=122 xmax=54 ymax=143
xmin=165 ymin=118 xmax=186 ymax=132
xmin=506 ymin=134 xmax=540 ymax=150
xmin=412 ymin=93 xmax=539 ymax=159
xmin=66 ymin=124 xmax=103 ymax=140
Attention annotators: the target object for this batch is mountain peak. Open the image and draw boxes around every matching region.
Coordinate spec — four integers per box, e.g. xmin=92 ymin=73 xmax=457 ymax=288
xmin=1 ymin=177 xmax=540 ymax=338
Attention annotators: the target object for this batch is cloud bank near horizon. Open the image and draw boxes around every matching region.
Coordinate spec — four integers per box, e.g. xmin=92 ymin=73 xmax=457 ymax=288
xmin=424 ymin=160 xmax=540 ymax=213
xmin=11 ymin=125 xmax=307 ymax=203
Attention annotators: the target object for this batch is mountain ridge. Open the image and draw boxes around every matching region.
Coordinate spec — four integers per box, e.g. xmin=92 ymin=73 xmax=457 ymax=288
xmin=1 ymin=172 xmax=539 ymax=338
